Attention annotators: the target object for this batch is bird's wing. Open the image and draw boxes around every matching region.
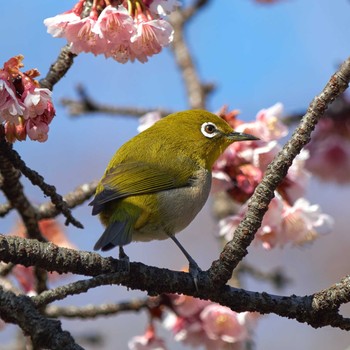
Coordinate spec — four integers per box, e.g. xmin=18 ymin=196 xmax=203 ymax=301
xmin=90 ymin=161 xmax=194 ymax=215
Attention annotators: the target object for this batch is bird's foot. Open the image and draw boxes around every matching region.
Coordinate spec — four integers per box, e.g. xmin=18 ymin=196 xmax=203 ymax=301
xmin=118 ymin=246 xmax=130 ymax=273
xmin=188 ymin=259 xmax=202 ymax=292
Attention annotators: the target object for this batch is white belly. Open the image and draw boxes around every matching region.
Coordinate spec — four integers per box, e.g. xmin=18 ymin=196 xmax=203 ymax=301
xmin=133 ymin=168 xmax=211 ymax=241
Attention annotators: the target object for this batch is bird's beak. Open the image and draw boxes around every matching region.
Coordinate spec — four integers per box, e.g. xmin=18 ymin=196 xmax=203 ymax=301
xmin=228 ymin=131 xmax=260 ymax=141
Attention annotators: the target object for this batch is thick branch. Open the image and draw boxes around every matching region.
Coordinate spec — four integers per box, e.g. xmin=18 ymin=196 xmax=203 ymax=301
xmin=0 ymin=234 xmax=349 ymax=330
xmin=208 ymin=56 xmax=350 ymax=285
xmin=0 ymin=286 xmax=83 ymax=349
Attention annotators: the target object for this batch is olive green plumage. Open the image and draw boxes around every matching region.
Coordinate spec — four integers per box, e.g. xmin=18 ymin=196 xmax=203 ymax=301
xmin=90 ymin=110 xmax=258 ymax=252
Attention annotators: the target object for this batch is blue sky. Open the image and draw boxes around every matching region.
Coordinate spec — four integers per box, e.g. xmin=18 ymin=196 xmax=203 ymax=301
xmin=2 ymin=1 xmax=350 ymax=349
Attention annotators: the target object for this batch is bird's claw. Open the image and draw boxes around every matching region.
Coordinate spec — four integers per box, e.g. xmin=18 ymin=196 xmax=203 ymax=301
xmin=118 ymin=246 xmax=130 ymax=273
xmin=189 ymin=261 xmax=202 ymax=292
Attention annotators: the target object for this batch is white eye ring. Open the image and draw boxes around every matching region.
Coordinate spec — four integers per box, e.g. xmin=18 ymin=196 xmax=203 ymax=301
xmin=201 ymin=122 xmax=218 ymax=138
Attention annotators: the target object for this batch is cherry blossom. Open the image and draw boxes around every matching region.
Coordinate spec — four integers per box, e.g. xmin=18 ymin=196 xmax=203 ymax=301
xmin=213 ymin=103 xmax=333 ymax=248
xmin=235 ymin=103 xmax=288 ymax=142
xmin=219 ymin=193 xmax=333 ymax=249
xmin=163 ymin=294 xmax=256 ymax=350
xmin=43 ymin=11 xmax=81 ymax=38
xmin=200 ymin=305 xmax=249 ymax=344
xmin=44 ymin=0 xmax=176 ymax=63
xmin=0 ymin=55 xmax=55 ymax=142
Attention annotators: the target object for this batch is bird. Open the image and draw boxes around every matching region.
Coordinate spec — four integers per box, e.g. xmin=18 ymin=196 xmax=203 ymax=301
xmin=90 ymin=110 xmax=258 ymax=283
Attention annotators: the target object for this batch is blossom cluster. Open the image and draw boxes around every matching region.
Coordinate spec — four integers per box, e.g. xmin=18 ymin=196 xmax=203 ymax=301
xmin=128 ymin=294 xmax=257 ymax=350
xmin=44 ymin=0 xmax=179 ymax=63
xmin=164 ymin=295 xmax=256 ymax=350
xmin=0 ymin=56 xmax=55 ymax=142
xmin=213 ymin=103 xmax=334 ymax=249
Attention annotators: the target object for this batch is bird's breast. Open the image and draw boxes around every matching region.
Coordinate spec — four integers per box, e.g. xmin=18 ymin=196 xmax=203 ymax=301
xmin=156 ymin=168 xmax=212 ymax=235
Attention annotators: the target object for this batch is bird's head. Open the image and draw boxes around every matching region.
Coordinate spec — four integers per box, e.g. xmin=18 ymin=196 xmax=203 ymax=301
xmin=150 ymin=110 xmax=259 ymax=169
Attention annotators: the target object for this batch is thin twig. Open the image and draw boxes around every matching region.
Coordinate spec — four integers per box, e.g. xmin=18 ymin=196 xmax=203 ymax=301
xmin=36 ymin=180 xmax=98 ymax=220
xmin=44 ymin=299 xmax=148 ymax=319
xmin=33 ymin=273 xmax=125 ymax=308
xmin=61 ymin=85 xmax=172 ymax=117
xmin=0 ymin=127 xmax=43 ymax=241
xmin=0 ymin=135 xmax=83 ymax=229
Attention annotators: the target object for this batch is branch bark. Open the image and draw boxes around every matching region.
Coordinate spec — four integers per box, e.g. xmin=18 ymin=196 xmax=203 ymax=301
xmin=0 ymin=287 xmax=83 ymax=350
xmin=208 ymin=56 xmax=350 ymax=285
xmin=0 ymin=234 xmax=349 ymax=330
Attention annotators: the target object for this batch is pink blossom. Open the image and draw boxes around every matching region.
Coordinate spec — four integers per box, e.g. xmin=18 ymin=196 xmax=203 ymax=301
xmin=43 ymin=11 xmax=81 ymax=38
xmin=0 ymin=79 xmax=25 ymax=123
xmin=235 ymin=103 xmax=287 ymax=142
xmin=105 ymin=42 xmax=139 ymax=63
xmin=138 ymin=111 xmax=162 ymax=132
xmin=44 ymin=2 xmax=177 ymax=63
xmin=282 ymin=198 xmax=334 ymax=245
xmin=0 ymin=55 xmax=55 ymax=142
xmin=22 ymin=88 xmax=53 ymax=119
xmin=219 ymin=194 xmax=333 ymax=249
xmin=131 ymin=19 xmax=174 ymax=60
xmin=25 ymin=117 xmax=50 ymax=142
xmin=169 ymin=294 xmax=211 ymax=318
xmin=95 ymin=5 xmax=135 ymax=42
xmin=128 ymin=326 xmax=167 ymax=350
xmin=163 ymin=295 xmax=257 ymax=350
xmin=65 ymin=16 xmax=105 ymax=55
xmin=200 ymin=305 xmax=249 ymax=343
xmin=212 ymin=139 xmax=271 ymax=203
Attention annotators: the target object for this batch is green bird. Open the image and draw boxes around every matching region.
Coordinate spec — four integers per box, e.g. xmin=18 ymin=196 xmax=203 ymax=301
xmin=90 ymin=110 xmax=258 ymax=279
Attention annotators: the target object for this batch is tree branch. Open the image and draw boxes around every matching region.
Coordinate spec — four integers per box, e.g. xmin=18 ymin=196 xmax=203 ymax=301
xmin=0 ymin=286 xmax=83 ymax=350
xmin=44 ymin=300 xmax=149 ymax=319
xmin=208 ymin=56 xmax=350 ymax=285
xmin=169 ymin=7 xmax=214 ymax=109
xmin=61 ymin=85 xmax=172 ymax=118
xmin=36 ymin=180 xmax=98 ymax=220
xmin=0 ymin=234 xmax=349 ymax=330
xmin=39 ymin=45 xmax=76 ymax=91
xmin=0 ymin=127 xmax=43 ymax=241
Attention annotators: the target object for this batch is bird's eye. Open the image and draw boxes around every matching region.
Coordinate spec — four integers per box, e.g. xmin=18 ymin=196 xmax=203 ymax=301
xmin=201 ymin=122 xmax=217 ymax=138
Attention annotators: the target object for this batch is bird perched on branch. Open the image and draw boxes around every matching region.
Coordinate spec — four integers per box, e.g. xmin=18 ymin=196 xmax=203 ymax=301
xmin=90 ymin=110 xmax=258 ymax=284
